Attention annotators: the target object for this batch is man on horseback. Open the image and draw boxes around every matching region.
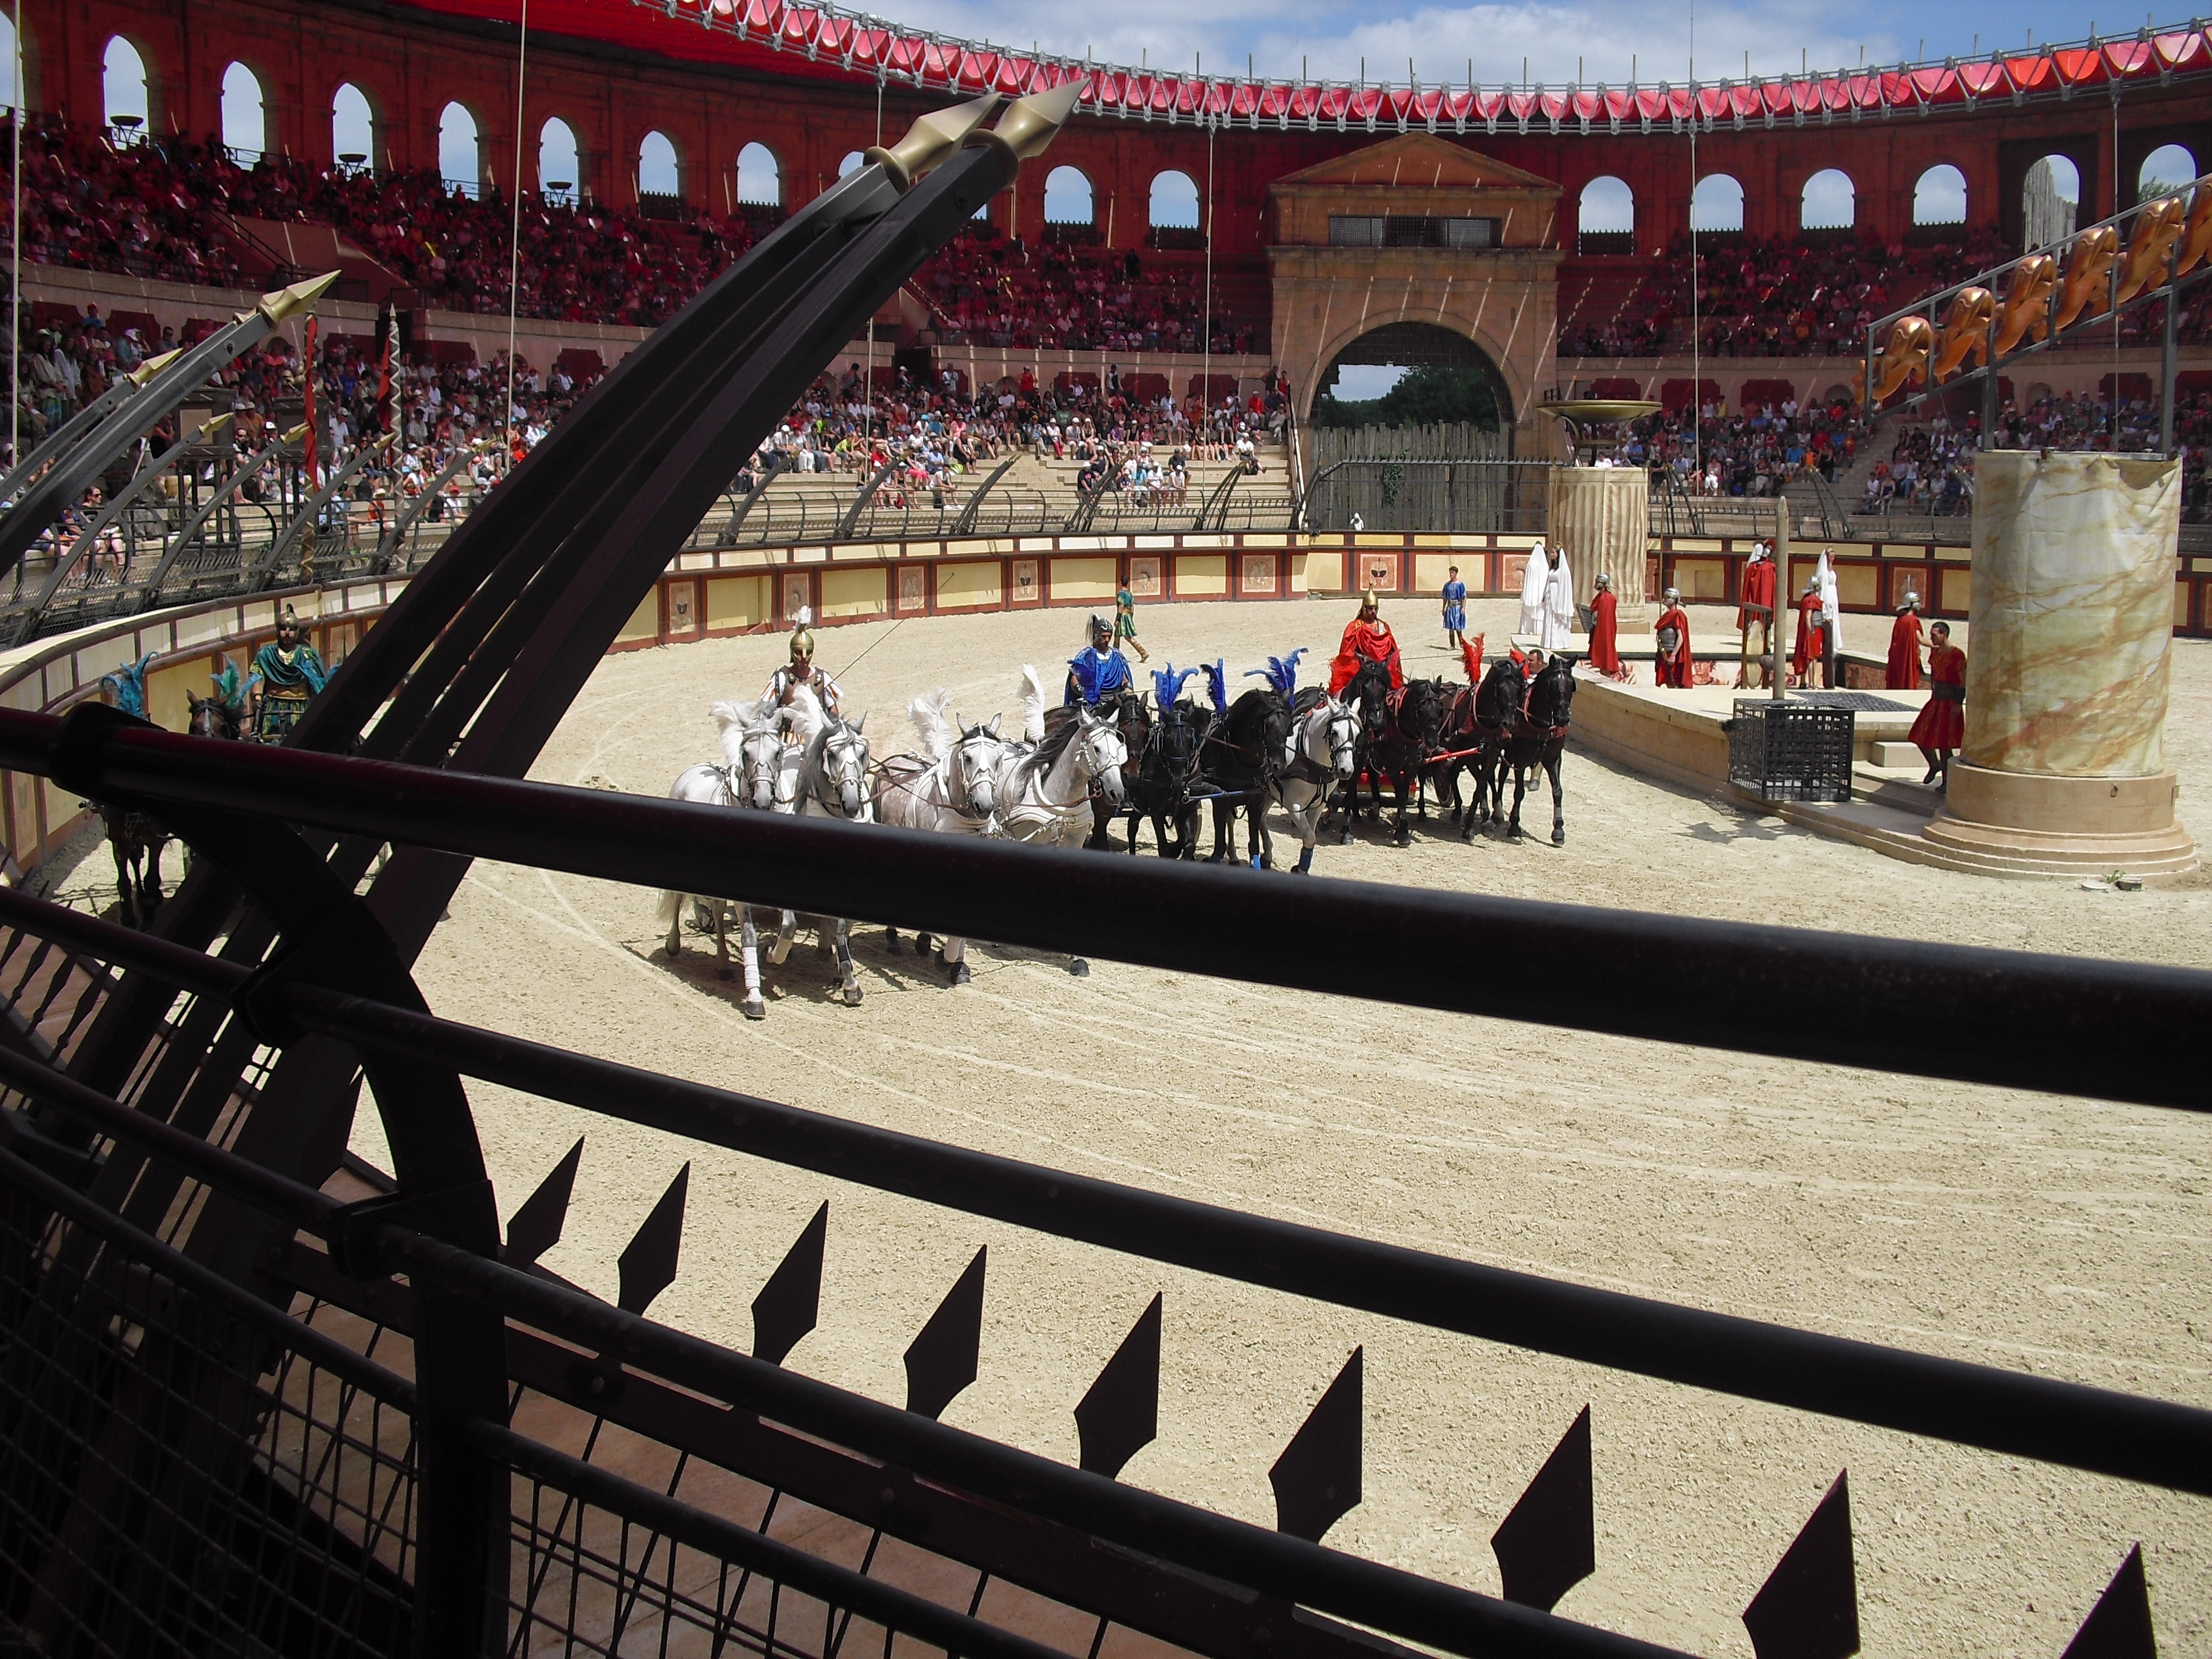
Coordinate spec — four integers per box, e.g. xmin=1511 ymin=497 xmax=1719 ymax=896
xmin=1065 ymin=613 xmax=1133 ymax=705
xmin=764 ymin=609 xmax=843 ymax=717
xmin=1327 ymin=590 xmax=1402 ymax=695
xmin=249 ymin=605 xmax=331 ymax=742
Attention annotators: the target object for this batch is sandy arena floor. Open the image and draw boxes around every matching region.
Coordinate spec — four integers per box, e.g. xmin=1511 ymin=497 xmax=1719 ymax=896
xmin=72 ymin=597 xmax=2210 ymax=1656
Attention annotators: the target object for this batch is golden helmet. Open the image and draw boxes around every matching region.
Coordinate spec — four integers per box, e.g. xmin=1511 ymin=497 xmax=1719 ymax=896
xmin=789 ymin=627 xmax=816 ymax=660
xmin=1361 ymin=588 xmax=1381 ymax=611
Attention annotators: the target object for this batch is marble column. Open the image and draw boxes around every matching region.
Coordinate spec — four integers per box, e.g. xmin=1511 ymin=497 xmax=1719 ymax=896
xmin=1547 ymin=466 xmax=1649 ymax=620
xmin=1920 ymin=449 xmax=2196 ymax=876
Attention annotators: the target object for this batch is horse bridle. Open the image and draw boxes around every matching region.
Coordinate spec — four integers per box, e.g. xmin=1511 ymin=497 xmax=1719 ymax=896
xmin=813 ymin=723 xmax=871 ymax=817
xmin=725 ymin=728 xmax=781 ymax=809
xmin=950 ymin=729 xmax=999 ymax=821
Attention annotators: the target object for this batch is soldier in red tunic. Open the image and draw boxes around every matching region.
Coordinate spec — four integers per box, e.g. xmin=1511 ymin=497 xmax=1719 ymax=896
xmin=1587 ymin=572 xmax=1623 ymax=677
xmin=1791 ymin=580 xmax=1826 ymax=686
xmin=1328 ymin=589 xmax=1404 ymax=694
xmin=1652 ymin=587 xmax=1692 ymax=688
xmin=1737 ymin=542 xmax=1778 ymax=687
xmin=1909 ymin=621 xmax=1966 ymax=786
xmin=1886 ymin=592 xmax=1925 ymax=690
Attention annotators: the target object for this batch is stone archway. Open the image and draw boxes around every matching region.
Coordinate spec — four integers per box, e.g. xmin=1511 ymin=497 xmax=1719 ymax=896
xmin=1312 ymin=321 xmax=1513 ymax=431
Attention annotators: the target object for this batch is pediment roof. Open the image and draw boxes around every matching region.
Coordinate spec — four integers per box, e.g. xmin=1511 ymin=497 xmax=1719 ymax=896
xmin=1269 ymin=132 xmax=1558 ymax=193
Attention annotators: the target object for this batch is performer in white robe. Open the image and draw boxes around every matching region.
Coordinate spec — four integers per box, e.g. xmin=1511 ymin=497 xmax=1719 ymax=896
xmin=1540 ymin=545 xmax=1577 ymax=651
xmin=1518 ymin=540 xmax=1549 ymax=637
xmin=1815 ymin=550 xmax=1842 ymax=688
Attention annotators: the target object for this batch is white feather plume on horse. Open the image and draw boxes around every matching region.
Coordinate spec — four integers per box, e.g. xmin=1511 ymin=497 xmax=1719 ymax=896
xmin=1019 ymin=663 xmax=1048 ymax=743
xmin=709 ymin=695 xmax=776 ymax=767
xmin=907 ymin=688 xmax=954 ymax=762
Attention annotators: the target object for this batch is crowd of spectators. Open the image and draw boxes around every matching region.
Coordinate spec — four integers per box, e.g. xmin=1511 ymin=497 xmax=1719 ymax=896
xmin=1621 ymin=394 xmax=1863 ymax=498
xmin=1857 ymin=415 xmax=1977 ymax=517
xmin=1561 ymin=226 xmax=2019 ymax=360
xmin=741 ymin=359 xmax=1287 ymax=510
xmin=4 ymin=115 xmax=1262 ymax=344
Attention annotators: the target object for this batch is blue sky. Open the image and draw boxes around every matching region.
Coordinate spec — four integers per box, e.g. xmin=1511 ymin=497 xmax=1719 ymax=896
xmin=896 ymin=1 xmax=2173 ymax=84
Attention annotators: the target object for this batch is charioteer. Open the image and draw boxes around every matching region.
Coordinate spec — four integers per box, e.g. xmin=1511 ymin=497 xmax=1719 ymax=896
xmin=248 ymin=605 xmax=330 ymax=742
xmin=1328 ymin=589 xmax=1403 ymax=694
xmin=763 ymin=608 xmax=843 ymax=717
xmin=1066 ymin=612 xmax=1133 ymax=705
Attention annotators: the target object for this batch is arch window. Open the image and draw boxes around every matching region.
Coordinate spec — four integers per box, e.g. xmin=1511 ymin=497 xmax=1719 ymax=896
xmin=1577 ymin=175 xmax=1633 ymax=253
xmin=2023 ymin=155 xmax=2080 ymax=249
xmin=737 ymin=141 xmax=780 ymax=207
xmin=1800 ymin=169 xmax=1855 ymax=230
xmin=538 ymin=118 xmax=579 ymax=201
xmin=1044 ymin=165 xmax=1093 ymax=225
xmin=838 ymin=150 xmax=865 ymax=178
xmin=1912 ymin=164 xmax=1966 ymax=226
xmin=439 ymin=102 xmax=481 ymax=198
xmin=221 ymin=62 xmax=265 ymax=160
xmin=332 ymin=83 xmax=375 ymax=170
xmin=102 ymin=36 xmax=150 ymax=141
xmin=2140 ymin=142 xmax=2197 ymax=201
xmin=1148 ymin=170 xmax=1199 ymax=229
xmin=1690 ymin=173 xmax=1742 ymax=233
xmin=638 ymin=130 xmax=679 ymax=199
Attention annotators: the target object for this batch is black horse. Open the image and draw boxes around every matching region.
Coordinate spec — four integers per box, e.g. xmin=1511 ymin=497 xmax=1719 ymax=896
xmin=1204 ymin=687 xmax=1285 ymax=867
xmin=1501 ymin=655 xmax=1577 ymax=845
xmin=1084 ymin=689 xmax=1151 ymax=850
xmin=1438 ymin=657 xmax=1527 ymax=841
xmin=1329 ymin=658 xmax=1395 ymax=842
xmin=1366 ymin=677 xmax=1448 ymax=847
xmin=1124 ymin=697 xmax=1209 ymax=857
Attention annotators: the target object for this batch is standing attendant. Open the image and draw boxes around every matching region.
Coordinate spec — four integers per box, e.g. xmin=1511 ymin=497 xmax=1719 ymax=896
xmin=1909 ymin=621 xmax=1965 ymax=786
xmin=1653 ymin=586 xmax=1692 ymax=688
xmin=1737 ymin=541 xmax=1777 ymax=688
xmin=1540 ymin=545 xmax=1577 ymax=651
xmin=1791 ymin=580 xmax=1826 ymax=686
xmin=1587 ymin=572 xmax=1622 ymax=677
xmin=1886 ymin=592 xmax=1925 ymax=690
xmin=1440 ymin=565 xmax=1468 ymax=649
xmin=1816 ymin=551 xmax=1842 ymax=689
xmin=1114 ymin=579 xmax=1150 ymax=663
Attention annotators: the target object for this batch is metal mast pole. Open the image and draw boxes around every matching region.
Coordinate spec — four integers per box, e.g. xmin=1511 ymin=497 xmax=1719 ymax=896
xmin=504 ymin=0 xmax=529 ymax=472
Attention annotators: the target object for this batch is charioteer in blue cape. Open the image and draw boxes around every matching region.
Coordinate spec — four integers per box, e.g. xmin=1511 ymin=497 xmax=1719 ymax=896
xmin=1064 ymin=613 xmax=1133 ymax=706
xmin=249 ymin=605 xmax=331 ymax=741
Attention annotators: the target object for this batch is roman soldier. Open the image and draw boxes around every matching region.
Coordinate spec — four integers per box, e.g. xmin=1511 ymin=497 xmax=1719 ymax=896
xmin=1065 ymin=613 xmax=1133 ymax=705
xmin=1886 ymin=591 xmax=1925 ymax=690
xmin=1909 ymin=620 xmax=1966 ymax=786
xmin=1327 ymin=589 xmax=1403 ymax=694
xmin=1791 ymin=579 xmax=1826 ymax=685
xmin=249 ymin=605 xmax=330 ymax=741
xmin=1653 ymin=587 xmax=1692 ymax=688
xmin=1587 ymin=572 xmax=1623 ymax=677
xmin=1737 ymin=541 xmax=1777 ymax=687
xmin=764 ymin=607 xmax=843 ymax=716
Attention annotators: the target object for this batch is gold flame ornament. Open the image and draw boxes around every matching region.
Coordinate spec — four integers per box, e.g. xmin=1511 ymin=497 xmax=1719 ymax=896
xmin=1993 ymin=255 xmax=2057 ymax=355
xmin=2052 ymin=226 xmax=2119 ymax=332
xmin=2116 ymin=195 xmax=2187 ymax=304
xmin=1930 ymin=287 xmax=1995 ymax=382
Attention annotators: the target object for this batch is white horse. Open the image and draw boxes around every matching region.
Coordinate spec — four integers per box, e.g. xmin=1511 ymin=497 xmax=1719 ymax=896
xmin=655 ymin=697 xmax=788 ymax=1019
xmin=1268 ymin=695 xmax=1361 ymax=875
xmin=771 ymin=694 xmax=873 ymax=1007
xmin=872 ymin=689 xmax=1017 ymax=985
xmin=977 ymin=665 xmax=1129 ymax=977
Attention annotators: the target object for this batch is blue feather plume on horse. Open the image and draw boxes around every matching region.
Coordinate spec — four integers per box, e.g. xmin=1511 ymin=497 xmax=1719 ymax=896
xmin=1203 ymin=659 xmax=1227 ymax=712
xmin=1150 ymin=663 xmax=1196 ymax=708
xmin=1243 ymin=648 xmax=1307 ymax=698
xmin=99 ymin=654 xmax=155 ymax=720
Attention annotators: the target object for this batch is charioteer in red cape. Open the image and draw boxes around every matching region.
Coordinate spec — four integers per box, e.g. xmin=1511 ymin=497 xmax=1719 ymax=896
xmin=1327 ymin=589 xmax=1403 ymax=695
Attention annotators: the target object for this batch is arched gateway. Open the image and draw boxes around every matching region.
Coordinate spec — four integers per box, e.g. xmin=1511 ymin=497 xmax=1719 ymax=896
xmin=1265 ymin=132 xmax=1560 ymax=441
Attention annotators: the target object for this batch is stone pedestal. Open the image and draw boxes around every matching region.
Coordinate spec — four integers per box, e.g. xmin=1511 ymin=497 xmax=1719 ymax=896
xmin=1547 ymin=465 xmax=1649 ymax=621
xmin=1923 ymin=450 xmax=2196 ymax=876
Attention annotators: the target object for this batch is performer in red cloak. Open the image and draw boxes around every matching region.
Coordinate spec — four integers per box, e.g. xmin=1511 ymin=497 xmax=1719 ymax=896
xmin=1587 ymin=572 xmax=1623 ymax=677
xmin=1652 ymin=586 xmax=1692 ymax=687
xmin=1791 ymin=580 xmax=1826 ymax=685
xmin=1737 ymin=542 xmax=1777 ymax=686
xmin=1886 ymin=592 xmax=1925 ymax=690
xmin=1909 ymin=620 xmax=1965 ymax=786
xmin=1328 ymin=589 xmax=1404 ymax=694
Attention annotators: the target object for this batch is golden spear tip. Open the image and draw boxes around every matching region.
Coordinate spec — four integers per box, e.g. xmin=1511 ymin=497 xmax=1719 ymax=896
xmin=866 ymin=91 xmax=1002 ymax=190
xmin=990 ymin=80 xmax=1084 ymax=162
xmin=258 ymin=270 xmax=341 ymax=326
xmin=128 ymin=349 xmax=181 ymax=386
xmin=282 ymin=422 xmax=309 ymax=444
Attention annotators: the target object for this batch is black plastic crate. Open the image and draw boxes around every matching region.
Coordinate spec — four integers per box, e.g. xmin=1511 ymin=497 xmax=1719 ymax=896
xmin=1726 ymin=700 xmax=1855 ymax=803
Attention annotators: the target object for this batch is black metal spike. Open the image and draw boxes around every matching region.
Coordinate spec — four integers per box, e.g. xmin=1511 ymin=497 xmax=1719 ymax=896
xmin=1269 ymin=1347 xmax=1362 ymax=1543
xmin=503 ymin=1136 xmax=584 ymax=1267
xmin=1075 ymin=1293 xmax=1161 ymax=1478
xmin=1490 ymin=1406 xmax=1595 ymax=1612
xmin=616 ymin=1162 xmax=689 ymax=1316
xmin=2061 ymin=1546 xmax=2156 ymax=1659
xmin=904 ymin=1246 xmax=986 ymax=1419
xmin=1741 ymin=1471 xmax=1858 ymax=1659
xmin=752 ymin=1201 xmax=828 ymax=1366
